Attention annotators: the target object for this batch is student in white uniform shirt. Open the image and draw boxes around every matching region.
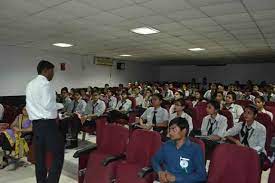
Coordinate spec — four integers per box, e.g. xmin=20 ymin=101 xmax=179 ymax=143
xmin=253 ymin=85 xmax=264 ymax=96
xmin=224 ymin=91 xmax=244 ymax=125
xmin=106 ymin=89 xmax=117 ymax=111
xmin=162 ymin=84 xmax=174 ymax=102
xmin=132 ymin=87 xmax=145 ymax=107
xmin=69 ymin=91 xmax=87 ymax=115
xmin=264 ymin=85 xmax=275 ymax=102
xmin=255 ymin=96 xmax=273 ymax=121
xmin=169 ymin=99 xmax=193 ymax=134
xmin=139 ymin=94 xmax=169 ymax=135
xmin=203 ymin=83 xmax=217 ymax=101
xmin=215 ymin=91 xmax=225 ymax=110
xmin=243 ymin=88 xmax=256 ymax=103
xmin=143 ymin=89 xmax=153 ymax=108
xmin=60 ymin=87 xmax=72 ymax=113
xmin=169 ymin=91 xmax=184 ymax=114
xmin=224 ymin=104 xmax=267 ymax=167
xmin=200 ymin=100 xmax=228 ymax=157
xmin=116 ymin=91 xmax=132 ymax=114
xmin=0 ymin=103 xmax=4 ymax=122
xmin=192 ymin=90 xmax=206 ymax=107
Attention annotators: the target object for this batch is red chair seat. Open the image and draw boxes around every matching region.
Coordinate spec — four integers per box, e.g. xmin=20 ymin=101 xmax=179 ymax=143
xmin=84 ymin=152 xmax=121 ymax=183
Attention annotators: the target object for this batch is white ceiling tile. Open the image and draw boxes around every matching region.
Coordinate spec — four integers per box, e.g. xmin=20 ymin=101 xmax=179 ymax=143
xmin=141 ymin=0 xmax=192 ymax=13
xmin=252 ymin=9 xmax=275 ymax=20
xmin=133 ymin=15 xmax=173 ymax=25
xmin=212 ymin=13 xmax=252 ymax=25
xmin=153 ymin=22 xmax=185 ymax=32
xmin=194 ymin=25 xmax=224 ymax=32
xmin=223 ymin=22 xmax=257 ymax=30
xmin=182 ymin=18 xmax=217 ymax=27
xmin=81 ymin=12 xmax=126 ymax=25
xmin=167 ymin=9 xmax=207 ymax=21
xmin=110 ymin=5 xmax=155 ymax=19
xmin=243 ymin=0 xmax=275 ymax=11
xmin=187 ymin=0 xmax=237 ymax=7
xmin=200 ymin=2 xmax=246 ymax=17
xmin=79 ymin=0 xmax=134 ymax=11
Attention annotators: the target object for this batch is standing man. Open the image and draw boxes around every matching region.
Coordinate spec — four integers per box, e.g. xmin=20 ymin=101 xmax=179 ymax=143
xmin=26 ymin=60 xmax=64 ymax=183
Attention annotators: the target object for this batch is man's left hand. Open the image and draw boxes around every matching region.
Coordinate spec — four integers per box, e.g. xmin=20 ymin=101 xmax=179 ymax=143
xmin=165 ymin=172 xmax=176 ymax=182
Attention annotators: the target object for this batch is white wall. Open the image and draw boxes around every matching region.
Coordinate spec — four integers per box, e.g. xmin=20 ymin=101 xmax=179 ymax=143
xmin=0 ymin=46 xmax=155 ymax=96
xmin=159 ymin=63 xmax=275 ymax=84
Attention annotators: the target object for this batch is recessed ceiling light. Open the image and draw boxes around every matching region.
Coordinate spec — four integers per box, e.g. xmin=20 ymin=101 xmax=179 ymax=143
xmin=131 ymin=27 xmax=160 ymax=35
xmin=119 ymin=54 xmax=132 ymax=57
xmin=188 ymin=48 xmax=205 ymax=51
xmin=53 ymin=43 xmax=73 ymax=47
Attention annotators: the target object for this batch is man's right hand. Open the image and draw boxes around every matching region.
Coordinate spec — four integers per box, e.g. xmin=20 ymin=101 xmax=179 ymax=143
xmin=158 ymin=171 xmax=168 ymax=183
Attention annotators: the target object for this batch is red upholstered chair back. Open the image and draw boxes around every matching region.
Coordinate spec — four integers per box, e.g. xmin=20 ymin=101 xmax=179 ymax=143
xmin=98 ymin=124 xmax=129 ymax=155
xmin=256 ymin=113 xmax=273 ymax=155
xmin=235 ymin=100 xmax=253 ymax=108
xmin=192 ymin=103 xmax=208 ymax=130
xmin=220 ymin=110 xmax=234 ymax=129
xmin=128 ymin=97 xmax=136 ymax=109
xmin=207 ymin=144 xmax=261 ymax=183
xmin=268 ymin=164 xmax=275 ymax=183
xmin=266 ymin=101 xmax=275 ymax=107
xmin=96 ymin=116 xmax=108 ymax=145
xmin=126 ymin=130 xmax=161 ymax=167
xmin=189 ymin=137 xmax=205 ymax=161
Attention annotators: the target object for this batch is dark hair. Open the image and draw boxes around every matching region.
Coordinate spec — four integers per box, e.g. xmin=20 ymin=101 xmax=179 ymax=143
xmin=227 ymin=91 xmax=237 ymax=101
xmin=37 ymin=60 xmax=54 ymax=74
xmin=244 ymin=104 xmax=258 ymax=115
xmin=215 ymin=91 xmax=224 ymax=97
xmin=175 ymin=90 xmax=184 ymax=97
xmin=121 ymin=91 xmax=129 ymax=96
xmin=152 ymin=93 xmax=163 ymax=101
xmin=174 ymin=99 xmax=187 ymax=108
xmin=61 ymin=87 xmax=69 ymax=93
xmin=169 ymin=117 xmax=189 ymax=134
xmin=208 ymin=100 xmax=220 ymax=111
xmin=74 ymin=90 xmax=81 ymax=95
xmin=255 ymin=96 xmax=265 ymax=103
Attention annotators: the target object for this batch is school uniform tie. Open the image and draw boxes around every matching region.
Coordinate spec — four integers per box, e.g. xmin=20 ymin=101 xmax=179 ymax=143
xmin=241 ymin=127 xmax=251 ymax=147
xmin=92 ymin=103 xmax=98 ymax=114
xmin=72 ymin=101 xmax=77 ymax=113
xmin=207 ymin=119 xmax=215 ymax=136
xmin=119 ymin=101 xmax=126 ymax=110
xmin=152 ymin=111 xmax=157 ymax=125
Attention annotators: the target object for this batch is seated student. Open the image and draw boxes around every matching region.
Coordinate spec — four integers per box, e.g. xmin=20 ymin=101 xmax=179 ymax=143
xmin=253 ymin=85 xmax=264 ymax=96
xmin=103 ymin=83 xmax=110 ymax=93
xmin=162 ymin=84 xmax=174 ymax=102
xmin=0 ymin=107 xmax=32 ymax=169
xmin=132 ymin=87 xmax=145 ymax=108
xmin=200 ymin=100 xmax=228 ymax=156
xmin=152 ymin=117 xmax=207 ymax=183
xmin=169 ymin=99 xmax=193 ymax=134
xmin=169 ymin=91 xmax=184 ymax=114
xmin=143 ymin=89 xmax=153 ymax=108
xmin=80 ymin=89 xmax=89 ymax=102
xmin=152 ymin=85 xmax=160 ymax=94
xmin=192 ymin=90 xmax=206 ymax=107
xmin=106 ymin=89 xmax=117 ymax=111
xmin=115 ymin=91 xmax=132 ymax=114
xmin=203 ymin=83 xmax=217 ymax=101
xmin=69 ymin=91 xmax=87 ymax=115
xmin=264 ymin=85 xmax=275 ymax=102
xmin=224 ymin=91 xmax=244 ymax=125
xmin=242 ymin=88 xmax=256 ymax=103
xmin=224 ymin=104 xmax=267 ymax=166
xmin=217 ymin=83 xmax=227 ymax=97
xmin=60 ymin=87 xmax=72 ymax=113
xmin=255 ymin=96 xmax=273 ymax=121
xmin=80 ymin=92 xmax=106 ymax=127
xmin=0 ymin=103 xmax=4 ymax=122
xmin=215 ymin=91 xmax=225 ymax=109
xmin=180 ymin=84 xmax=190 ymax=98
xmin=139 ymin=94 xmax=169 ymax=134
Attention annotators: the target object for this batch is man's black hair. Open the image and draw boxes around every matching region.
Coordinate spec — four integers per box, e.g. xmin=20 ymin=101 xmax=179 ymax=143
xmin=152 ymin=93 xmax=163 ymax=101
xmin=37 ymin=60 xmax=54 ymax=74
xmin=245 ymin=104 xmax=258 ymax=115
xmin=227 ymin=91 xmax=237 ymax=101
xmin=61 ymin=87 xmax=69 ymax=93
xmin=169 ymin=117 xmax=189 ymax=134
xmin=208 ymin=100 xmax=220 ymax=111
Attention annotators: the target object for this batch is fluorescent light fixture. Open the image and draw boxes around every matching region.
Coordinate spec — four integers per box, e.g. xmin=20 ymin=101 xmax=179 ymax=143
xmin=188 ymin=48 xmax=205 ymax=51
xmin=131 ymin=27 xmax=160 ymax=35
xmin=119 ymin=54 xmax=132 ymax=57
xmin=53 ymin=43 xmax=73 ymax=47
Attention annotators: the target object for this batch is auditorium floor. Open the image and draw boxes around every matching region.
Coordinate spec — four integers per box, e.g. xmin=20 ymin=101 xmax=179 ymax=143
xmin=0 ymin=134 xmax=271 ymax=183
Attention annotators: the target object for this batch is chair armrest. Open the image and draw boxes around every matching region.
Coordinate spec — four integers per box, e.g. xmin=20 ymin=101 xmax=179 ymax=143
xmin=138 ymin=166 xmax=154 ymax=178
xmin=101 ymin=154 xmax=126 ymax=166
xmin=73 ymin=143 xmax=97 ymax=158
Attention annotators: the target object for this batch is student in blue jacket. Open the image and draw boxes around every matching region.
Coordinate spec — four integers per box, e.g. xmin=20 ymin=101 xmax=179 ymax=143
xmin=152 ymin=117 xmax=207 ymax=183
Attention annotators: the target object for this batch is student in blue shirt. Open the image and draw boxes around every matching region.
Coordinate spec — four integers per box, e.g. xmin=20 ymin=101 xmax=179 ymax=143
xmin=152 ymin=117 xmax=207 ymax=183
